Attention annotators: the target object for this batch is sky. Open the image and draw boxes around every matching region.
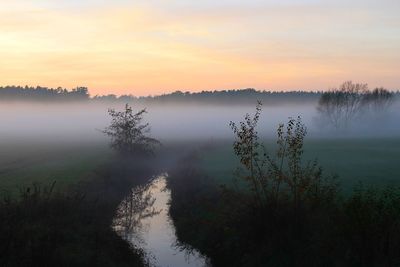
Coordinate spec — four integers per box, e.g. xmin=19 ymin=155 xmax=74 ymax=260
xmin=0 ymin=0 xmax=399 ymax=96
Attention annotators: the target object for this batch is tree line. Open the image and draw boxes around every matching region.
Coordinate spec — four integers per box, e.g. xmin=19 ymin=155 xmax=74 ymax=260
xmin=1 ymin=85 xmax=323 ymax=104
xmin=1 ymin=84 xmax=398 ymax=107
xmin=0 ymin=86 xmax=89 ymax=101
xmin=93 ymin=89 xmax=323 ymax=105
xmin=133 ymin=89 xmax=322 ymax=105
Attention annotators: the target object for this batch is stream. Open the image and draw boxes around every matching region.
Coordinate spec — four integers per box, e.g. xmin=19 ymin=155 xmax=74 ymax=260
xmin=113 ymin=174 xmax=210 ymax=267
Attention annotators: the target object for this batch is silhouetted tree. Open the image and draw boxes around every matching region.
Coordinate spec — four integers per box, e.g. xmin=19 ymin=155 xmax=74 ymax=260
xmin=230 ymin=101 xmax=266 ymax=206
xmin=317 ymin=81 xmax=394 ymax=129
xmin=102 ymin=104 xmax=160 ymax=156
xmin=317 ymin=81 xmax=367 ymax=128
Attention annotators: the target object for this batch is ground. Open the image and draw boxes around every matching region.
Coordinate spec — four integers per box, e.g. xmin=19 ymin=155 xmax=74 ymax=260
xmin=0 ymin=140 xmax=112 ymax=197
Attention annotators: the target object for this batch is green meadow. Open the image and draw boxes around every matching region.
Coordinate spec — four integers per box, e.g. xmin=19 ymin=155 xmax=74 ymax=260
xmin=200 ymin=138 xmax=400 ymax=192
xmin=0 ymin=141 xmax=112 ymax=196
xmin=1 ymin=137 xmax=399 ymax=197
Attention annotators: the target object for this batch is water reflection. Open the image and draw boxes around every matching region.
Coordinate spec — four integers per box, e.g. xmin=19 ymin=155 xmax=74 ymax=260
xmin=114 ymin=174 xmax=210 ymax=267
xmin=113 ymin=180 xmax=159 ymax=242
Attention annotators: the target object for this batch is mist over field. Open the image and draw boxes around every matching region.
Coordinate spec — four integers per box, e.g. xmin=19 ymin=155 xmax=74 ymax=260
xmin=0 ymin=100 xmax=399 ymax=144
xmin=2 ymin=0 xmax=400 ymax=265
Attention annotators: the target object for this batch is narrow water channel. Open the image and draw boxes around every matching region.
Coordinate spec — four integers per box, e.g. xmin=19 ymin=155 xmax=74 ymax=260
xmin=114 ymin=174 xmax=210 ymax=267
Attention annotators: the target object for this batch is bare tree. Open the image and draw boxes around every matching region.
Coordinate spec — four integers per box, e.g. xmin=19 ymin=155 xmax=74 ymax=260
xmin=317 ymin=82 xmax=395 ymax=129
xmin=317 ymin=81 xmax=367 ymax=128
xmin=362 ymin=87 xmax=394 ymax=113
xmin=103 ymin=104 xmax=160 ymax=156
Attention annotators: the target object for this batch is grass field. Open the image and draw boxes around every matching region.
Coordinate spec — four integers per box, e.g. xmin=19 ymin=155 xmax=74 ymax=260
xmin=1 ymin=137 xmax=399 ymax=197
xmin=0 ymin=141 xmax=112 ymax=196
xmin=200 ymin=138 xmax=400 ymax=192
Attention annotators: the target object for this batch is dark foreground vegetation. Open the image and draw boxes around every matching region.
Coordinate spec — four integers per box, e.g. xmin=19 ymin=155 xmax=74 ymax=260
xmin=0 ymin=157 xmax=160 ymax=267
xmin=167 ymin=103 xmax=400 ymax=267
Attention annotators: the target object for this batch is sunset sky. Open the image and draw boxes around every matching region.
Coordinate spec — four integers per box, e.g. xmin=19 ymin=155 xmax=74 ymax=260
xmin=0 ymin=0 xmax=399 ymax=96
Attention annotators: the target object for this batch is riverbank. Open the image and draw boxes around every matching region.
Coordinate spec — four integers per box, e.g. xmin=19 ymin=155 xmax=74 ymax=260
xmin=0 ymin=156 xmax=159 ymax=267
xmin=166 ymin=151 xmax=400 ymax=267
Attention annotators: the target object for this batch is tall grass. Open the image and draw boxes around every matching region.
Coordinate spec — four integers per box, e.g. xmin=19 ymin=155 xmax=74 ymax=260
xmin=0 ymin=157 xmax=158 ymax=267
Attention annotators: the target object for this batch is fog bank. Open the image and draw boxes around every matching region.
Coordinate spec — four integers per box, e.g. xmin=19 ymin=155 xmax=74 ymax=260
xmin=0 ymin=101 xmax=399 ymax=144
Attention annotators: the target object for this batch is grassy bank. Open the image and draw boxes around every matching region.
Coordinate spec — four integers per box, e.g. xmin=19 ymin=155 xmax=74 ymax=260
xmin=0 ymin=154 xmax=159 ymax=267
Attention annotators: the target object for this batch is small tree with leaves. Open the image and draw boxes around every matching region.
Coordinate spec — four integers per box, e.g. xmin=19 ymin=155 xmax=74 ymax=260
xmin=229 ymin=101 xmax=267 ymax=207
xmin=230 ymin=102 xmax=337 ymax=210
xmin=268 ymin=117 xmax=338 ymax=211
xmin=103 ymin=104 xmax=160 ymax=156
